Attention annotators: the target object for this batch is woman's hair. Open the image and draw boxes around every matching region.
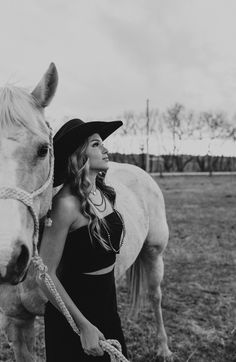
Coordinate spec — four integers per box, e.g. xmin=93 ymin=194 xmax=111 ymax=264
xmin=64 ymin=138 xmax=121 ymax=250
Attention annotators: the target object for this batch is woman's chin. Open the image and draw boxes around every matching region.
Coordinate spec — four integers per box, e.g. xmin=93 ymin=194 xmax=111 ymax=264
xmin=102 ymin=164 xmax=109 ymax=171
xmin=91 ymin=165 xmax=109 ymax=173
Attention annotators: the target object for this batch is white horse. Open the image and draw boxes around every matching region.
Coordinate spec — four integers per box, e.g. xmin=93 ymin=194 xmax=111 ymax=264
xmin=0 ymin=64 xmax=172 ymax=361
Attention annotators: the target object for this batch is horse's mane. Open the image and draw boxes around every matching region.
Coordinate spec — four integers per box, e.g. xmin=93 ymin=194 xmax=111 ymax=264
xmin=0 ymin=85 xmax=48 ymax=140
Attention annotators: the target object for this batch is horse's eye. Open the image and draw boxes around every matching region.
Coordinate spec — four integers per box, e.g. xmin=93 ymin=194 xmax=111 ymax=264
xmin=37 ymin=144 xmax=49 ymax=158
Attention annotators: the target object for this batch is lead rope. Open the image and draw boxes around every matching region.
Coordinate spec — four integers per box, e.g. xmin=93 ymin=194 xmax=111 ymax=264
xmin=0 ymin=123 xmax=129 ymax=362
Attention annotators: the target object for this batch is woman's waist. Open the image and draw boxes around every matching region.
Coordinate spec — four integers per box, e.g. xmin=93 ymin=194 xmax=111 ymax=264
xmin=82 ymin=263 xmax=114 ymax=275
xmin=58 ymin=264 xmax=116 ymax=287
xmin=58 ymin=251 xmax=116 ymax=274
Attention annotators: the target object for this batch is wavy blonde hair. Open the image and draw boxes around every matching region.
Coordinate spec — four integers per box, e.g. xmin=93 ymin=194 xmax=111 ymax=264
xmin=64 ymin=139 xmax=122 ymax=250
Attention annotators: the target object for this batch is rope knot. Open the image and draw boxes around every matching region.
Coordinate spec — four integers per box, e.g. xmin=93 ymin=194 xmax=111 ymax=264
xmin=32 ymin=256 xmax=48 ymax=279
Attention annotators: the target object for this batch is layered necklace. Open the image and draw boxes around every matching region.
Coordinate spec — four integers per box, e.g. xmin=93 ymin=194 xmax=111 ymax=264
xmin=89 ymin=188 xmax=107 ymax=213
xmin=88 ymin=188 xmax=126 ymax=253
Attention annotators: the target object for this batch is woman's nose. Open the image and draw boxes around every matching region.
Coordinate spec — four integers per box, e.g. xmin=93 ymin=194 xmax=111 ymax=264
xmin=102 ymin=145 xmax=108 ymax=154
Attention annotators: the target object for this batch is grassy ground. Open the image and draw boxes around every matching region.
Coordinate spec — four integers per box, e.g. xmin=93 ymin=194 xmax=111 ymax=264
xmin=158 ymin=175 xmax=236 ymax=362
xmin=0 ymin=175 xmax=236 ymax=361
xmin=115 ymin=175 xmax=236 ymax=362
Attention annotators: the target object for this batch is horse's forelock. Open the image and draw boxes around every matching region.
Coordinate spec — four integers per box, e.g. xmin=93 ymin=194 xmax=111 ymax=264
xmin=0 ymin=85 xmax=48 ymax=140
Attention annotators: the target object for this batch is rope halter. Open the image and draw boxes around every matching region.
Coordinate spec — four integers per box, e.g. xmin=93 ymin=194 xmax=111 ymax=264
xmin=0 ymin=121 xmax=54 ymax=257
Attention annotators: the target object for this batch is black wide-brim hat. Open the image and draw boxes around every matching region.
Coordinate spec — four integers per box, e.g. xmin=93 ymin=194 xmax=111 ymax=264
xmin=53 ymin=118 xmax=123 ymax=186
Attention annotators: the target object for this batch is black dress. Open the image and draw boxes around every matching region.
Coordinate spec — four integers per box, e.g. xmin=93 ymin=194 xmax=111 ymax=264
xmin=44 ymin=211 xmax=127 ymax=361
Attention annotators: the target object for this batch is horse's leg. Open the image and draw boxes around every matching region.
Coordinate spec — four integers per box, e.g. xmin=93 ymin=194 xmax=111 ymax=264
xmin=0 ymin=314 xmax=36 ymax=362
xmin=142 ymin=244 xmax=173 ymax=361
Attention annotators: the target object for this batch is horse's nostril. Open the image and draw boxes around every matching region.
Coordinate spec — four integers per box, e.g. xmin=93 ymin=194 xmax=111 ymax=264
xmin=0 ymin=243 xmax=30 ymax=284
xmin=16 ymin=244 xmax=29 ymax=274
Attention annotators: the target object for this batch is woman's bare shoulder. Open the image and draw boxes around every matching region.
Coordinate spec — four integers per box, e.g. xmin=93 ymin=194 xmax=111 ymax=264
xmin=51 ymin=186 xmax=81 ymax=225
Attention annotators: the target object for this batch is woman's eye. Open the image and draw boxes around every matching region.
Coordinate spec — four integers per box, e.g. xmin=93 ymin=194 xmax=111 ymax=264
xmin=92 ymin=142 xmax=99 ymax=147
xmin=37 ymin=144 xmax=49 ymax=158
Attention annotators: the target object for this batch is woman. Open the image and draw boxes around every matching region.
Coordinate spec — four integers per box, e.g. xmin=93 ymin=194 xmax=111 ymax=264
xmin=39 ymin=118 xmax=127 ymax=361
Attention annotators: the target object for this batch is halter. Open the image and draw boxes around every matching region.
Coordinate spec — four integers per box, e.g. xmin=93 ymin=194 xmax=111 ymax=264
xmin=0 ymin=121 xmax=54 ymax=258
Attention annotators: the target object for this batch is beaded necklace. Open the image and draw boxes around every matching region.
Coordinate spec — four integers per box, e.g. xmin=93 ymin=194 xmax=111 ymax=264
xmin=101 ymin=208 xmax=126 ymax=253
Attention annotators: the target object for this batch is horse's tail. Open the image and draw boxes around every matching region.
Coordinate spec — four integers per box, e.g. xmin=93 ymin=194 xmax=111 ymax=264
xmin=126 ymin=247 xmax=148 ymax=318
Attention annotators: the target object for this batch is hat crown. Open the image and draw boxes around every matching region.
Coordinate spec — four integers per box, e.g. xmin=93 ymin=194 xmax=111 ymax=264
xmin=65 ymin=118 xmax=84 ymax=128
xmin=54 ymin=119 xmax=84 ymax=142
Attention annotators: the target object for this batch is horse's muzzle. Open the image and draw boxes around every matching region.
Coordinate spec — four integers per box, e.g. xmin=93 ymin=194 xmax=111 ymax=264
xmin=0 ymin=243 xmax=29 ymax=285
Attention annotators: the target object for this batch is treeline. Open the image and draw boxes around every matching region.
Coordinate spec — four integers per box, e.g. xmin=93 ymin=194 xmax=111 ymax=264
xmin=117 ymin=103 xmax=236 ymax=155
xmin=109 ymin=153 xmax=236 ymax=173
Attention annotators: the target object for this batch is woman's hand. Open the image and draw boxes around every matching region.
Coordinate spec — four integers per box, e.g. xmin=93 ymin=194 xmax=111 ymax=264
xmin=79 ymin=321 xmax=106 ymax=357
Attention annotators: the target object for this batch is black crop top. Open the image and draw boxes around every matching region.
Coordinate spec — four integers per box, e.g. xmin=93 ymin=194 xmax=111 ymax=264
xmin=57 ymin=211 xmax=123 ymax=276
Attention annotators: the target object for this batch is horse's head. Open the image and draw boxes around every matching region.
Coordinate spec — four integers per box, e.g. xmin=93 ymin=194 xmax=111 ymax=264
xmin=0 ymin=63 xmax=58 ymax=284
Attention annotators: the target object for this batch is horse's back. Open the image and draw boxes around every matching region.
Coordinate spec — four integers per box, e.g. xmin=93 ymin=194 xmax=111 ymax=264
xmin=107 ymin=162 xmax=166 ymax=222
xmin=107 ymin=161 xmax=164 ymax=200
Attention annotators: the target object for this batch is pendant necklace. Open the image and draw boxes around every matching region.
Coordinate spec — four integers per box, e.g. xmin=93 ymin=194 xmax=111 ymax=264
xmin=89 ymin=189 xmax=107 ymax=213
xmin=90 ymin=185 xmax=97 ymax=196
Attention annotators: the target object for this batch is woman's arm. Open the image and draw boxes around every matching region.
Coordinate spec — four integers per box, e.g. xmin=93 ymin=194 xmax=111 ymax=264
xmin=38 ymin=194 xmax=105 ymax=357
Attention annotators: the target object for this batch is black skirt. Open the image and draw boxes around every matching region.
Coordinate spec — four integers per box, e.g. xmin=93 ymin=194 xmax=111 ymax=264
xmin=44 ymin=270 xmax=127 ymax=361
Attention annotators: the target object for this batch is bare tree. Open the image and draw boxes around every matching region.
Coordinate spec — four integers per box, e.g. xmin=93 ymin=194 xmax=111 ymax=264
xmin=163 ymin=103 xmax=196 ymax=171
xmin=224 ymin=116 xmax=236 ymax=142
xmin=163 ymin=103 xmax=184 ymax=154
xmin=198 ymin=111 xmax=229 ymax=148
xmin=119 ymin=109 xmax=160 ymax=135
xmin=119 ymin=111 xmax=138 ymax=135
xmin=195 ymin=111 xmax=230 ymax=174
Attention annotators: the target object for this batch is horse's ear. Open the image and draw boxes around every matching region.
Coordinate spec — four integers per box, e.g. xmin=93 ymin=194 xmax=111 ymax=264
xmin=31 ymin=63 xmax=58 ymax=108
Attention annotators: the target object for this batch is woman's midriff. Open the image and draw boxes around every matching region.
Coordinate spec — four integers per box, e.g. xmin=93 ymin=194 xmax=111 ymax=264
xmin=82 ymin=263 xmax=115 ymax=275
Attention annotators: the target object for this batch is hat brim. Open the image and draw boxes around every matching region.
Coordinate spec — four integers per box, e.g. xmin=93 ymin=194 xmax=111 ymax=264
xmin=53 ymin=120 xmax=122 ymax=187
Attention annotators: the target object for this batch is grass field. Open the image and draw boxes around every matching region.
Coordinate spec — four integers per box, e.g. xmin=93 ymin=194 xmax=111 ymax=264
xmin=157 ymin=175 xmax=236 ymax=362
xmin=0 ymin=175 xmax=236 ymax=361
xmin=120 ymin=175 xmax=236 ymax=362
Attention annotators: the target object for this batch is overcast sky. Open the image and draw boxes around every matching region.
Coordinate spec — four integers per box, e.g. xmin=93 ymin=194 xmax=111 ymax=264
xmin=1 ymin=0 xmax=236 ymax=126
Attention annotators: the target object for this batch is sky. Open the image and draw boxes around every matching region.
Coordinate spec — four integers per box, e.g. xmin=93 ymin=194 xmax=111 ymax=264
xmin=1 ymin=0 xmax=236 ymax=131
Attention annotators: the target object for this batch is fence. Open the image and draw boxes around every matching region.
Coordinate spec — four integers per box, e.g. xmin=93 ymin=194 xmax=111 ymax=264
xmin=109 ymin=153 xmax=236 ymax=173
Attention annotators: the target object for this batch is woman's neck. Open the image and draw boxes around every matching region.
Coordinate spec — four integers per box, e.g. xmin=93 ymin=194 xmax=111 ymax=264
xmin=88 ymin=172 xmax=98 ymax=196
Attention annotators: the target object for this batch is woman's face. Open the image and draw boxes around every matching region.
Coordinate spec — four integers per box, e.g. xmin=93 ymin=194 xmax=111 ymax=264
xmin=86 ymin=133 xmax=109 ymax=172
